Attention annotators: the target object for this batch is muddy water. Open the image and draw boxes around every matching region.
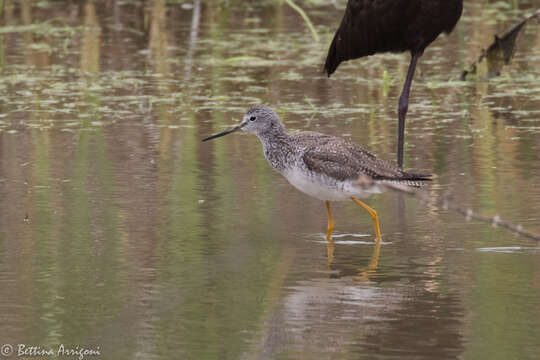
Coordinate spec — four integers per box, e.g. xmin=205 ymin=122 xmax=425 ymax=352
xmin=1 ymin=1 xmax=539 ymax=359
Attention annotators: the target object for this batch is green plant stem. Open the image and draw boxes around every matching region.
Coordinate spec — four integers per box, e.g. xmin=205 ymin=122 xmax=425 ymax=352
xmin=284 ymin=0 xmax=320 ymax=42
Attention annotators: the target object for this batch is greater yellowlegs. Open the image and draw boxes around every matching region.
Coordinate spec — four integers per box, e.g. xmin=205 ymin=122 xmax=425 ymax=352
xmin=202 ymin=105 xmax=430 ymax=241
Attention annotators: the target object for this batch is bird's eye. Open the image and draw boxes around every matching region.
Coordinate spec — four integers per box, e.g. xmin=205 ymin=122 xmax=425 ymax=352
xmin=249 ymin=116 xmax=256 ymax=121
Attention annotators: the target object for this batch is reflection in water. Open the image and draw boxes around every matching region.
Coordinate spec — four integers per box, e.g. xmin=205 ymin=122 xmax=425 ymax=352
xmin=184 ymin=0 xmax=201 ymax=81
xmin=0 ymin=1 xmax=540 ymax=359
xmin=81 ymin=1 xmax=101 ymax=73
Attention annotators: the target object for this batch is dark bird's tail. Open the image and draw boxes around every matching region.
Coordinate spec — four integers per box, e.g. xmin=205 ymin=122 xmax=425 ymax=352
xmin=324 ymin=34 xmax=341 ymax=77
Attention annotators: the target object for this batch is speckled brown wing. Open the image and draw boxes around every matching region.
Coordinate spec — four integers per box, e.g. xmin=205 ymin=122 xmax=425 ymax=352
xmin=302 ymin=145 xmax=370 ymax=182
xmin=302 ymin=138 xmax=393 ymax=180
xmin=302 ymin=137 xmax=430 ymax=186
xmin=341 ymin=140 xmax=404 ymax=179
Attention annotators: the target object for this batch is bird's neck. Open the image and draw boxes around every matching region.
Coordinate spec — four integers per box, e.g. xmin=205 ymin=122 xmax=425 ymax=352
xmin=256 ymin=127 xmax=291 ymax=173
xmin=257 ymin=123 xmax=287 ymax=143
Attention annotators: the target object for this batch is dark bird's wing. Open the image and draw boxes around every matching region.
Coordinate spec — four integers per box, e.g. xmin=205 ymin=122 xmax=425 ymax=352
xmin=325 ymin=0 xmax=421 ymax=76
xmin=324 ymin=0 xmax=463 ymax=76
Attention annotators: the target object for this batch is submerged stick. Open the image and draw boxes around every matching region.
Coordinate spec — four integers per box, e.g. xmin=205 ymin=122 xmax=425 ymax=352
xmin=395 ymin=186 xmax=540 ymax=242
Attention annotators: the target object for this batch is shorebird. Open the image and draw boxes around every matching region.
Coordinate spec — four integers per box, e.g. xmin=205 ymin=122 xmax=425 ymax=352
xmin=202 ymin=105 xmax=430 ymax=241
xmin=325 ymin=0 xmax=463 ymax=168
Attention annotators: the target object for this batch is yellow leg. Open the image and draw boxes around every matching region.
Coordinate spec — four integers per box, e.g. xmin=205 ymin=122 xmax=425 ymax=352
xmin=325 ymin=201 xmax=335 ymax=240
xmin=326 ymin=238 xmax=335 ymax=266
xmin=355 ymin=239 xmax=381 ymax=282
xmin=367 ymin=236 xmax=381 ymax=270
xmin=351 ymin=197 xmax=382 ymax=282
xmin=351 ymin=197 xmax=382 ymax=241
xmin=325 ymin=201 xmax=335 ymax=264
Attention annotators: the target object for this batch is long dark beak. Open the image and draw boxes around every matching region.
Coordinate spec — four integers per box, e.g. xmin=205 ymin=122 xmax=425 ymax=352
xmin=202 ymin=123 xmax=244 ymax=142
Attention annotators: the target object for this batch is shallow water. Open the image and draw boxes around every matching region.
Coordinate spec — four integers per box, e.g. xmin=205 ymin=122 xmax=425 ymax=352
xmin=1 ymin=1 xmax=539 ymax=359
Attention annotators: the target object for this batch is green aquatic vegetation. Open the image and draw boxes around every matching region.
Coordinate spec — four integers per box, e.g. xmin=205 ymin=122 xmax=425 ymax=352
xmin=279 ymin=106 xmax=288 ymax=123
xmin=245 ymin=28 xmax=270 ymax=34
xmin=0 ymin=21 xmax=81 ymax=37
xmin=0 ymin=1 xmax=536 ymax=142
xmin=35 ymin=0 xmax=52 ymax=9
xmin=280 ymin=70 xmax=303 ymax=81
xmin=225 ymin=56 xmax=260 ymax=63
xmin=224 ymin=56 xmax=275 ymax=67
xmin=0 ymin=24 xmax=43 ymax=34
xmin=243 ymin=16 xmax=262 ymax=25
xmin=382 ymin=70 xmax=392 ymax=97
xmin=425 ymin=80 xmax=470 ymax=90
xmin=221 ymin=76 xmax=255 ymax=83
xmin=28 ymin=43 xmax=53 ymax=53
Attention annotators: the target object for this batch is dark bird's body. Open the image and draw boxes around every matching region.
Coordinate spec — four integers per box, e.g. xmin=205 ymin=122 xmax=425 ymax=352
xmin=325 ymin=0 xmax=463 ymax=168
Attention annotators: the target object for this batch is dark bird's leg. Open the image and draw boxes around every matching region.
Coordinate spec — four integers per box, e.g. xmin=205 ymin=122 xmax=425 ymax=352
xmin=397 ymin=51 xmax=422 ymax=168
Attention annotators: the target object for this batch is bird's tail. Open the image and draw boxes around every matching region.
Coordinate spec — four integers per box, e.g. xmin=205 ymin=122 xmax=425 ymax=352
xmin=324 ymin=35 xmax=340 ymax=77
xmin=379 ymin=172 xmax=432 ymax=189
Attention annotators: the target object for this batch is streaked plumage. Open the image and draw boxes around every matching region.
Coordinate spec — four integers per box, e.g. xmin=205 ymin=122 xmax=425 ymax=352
xmin=258 ymin=127 xmax=429 ymax=200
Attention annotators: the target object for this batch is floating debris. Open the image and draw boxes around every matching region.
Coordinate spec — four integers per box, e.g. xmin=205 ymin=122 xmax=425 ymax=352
xmin=461 ymin=9 xmax=540 ymax=80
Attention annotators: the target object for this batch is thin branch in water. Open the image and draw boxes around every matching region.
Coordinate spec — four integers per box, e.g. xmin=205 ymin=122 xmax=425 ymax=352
xmin=395 ymin=186 xmax=540 ymax=242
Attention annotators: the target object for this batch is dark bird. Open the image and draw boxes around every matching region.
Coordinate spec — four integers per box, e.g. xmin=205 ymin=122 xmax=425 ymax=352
xmin=202 ymin=105 xmax=430 ymax=242
xmin=325 ymin=0 xmax=463 ymax=168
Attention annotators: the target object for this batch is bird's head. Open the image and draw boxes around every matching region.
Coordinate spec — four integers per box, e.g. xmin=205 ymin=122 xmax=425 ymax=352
xmin=202 ymin=105 xmax=284 ymax=141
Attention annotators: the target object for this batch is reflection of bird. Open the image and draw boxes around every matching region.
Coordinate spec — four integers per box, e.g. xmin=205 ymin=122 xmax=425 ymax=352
xmin=202 ymin=105 xmax=430 ymax=242
xmin=325 ymin=0 xmax=463 ymax=168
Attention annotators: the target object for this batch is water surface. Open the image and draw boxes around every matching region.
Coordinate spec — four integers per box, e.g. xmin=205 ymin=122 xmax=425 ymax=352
xmin=1 ymin=1 xmax=540 ymax=359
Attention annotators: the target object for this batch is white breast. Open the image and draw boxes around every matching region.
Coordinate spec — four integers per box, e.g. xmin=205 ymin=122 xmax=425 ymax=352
xmin=283 ymin=167 xmax=383 ymax=201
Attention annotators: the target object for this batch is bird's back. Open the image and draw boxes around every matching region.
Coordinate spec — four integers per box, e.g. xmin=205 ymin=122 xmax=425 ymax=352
xmin=325 ymin=0 xmax=463 ymax=76
xmin=285 ymin=131 xmax=429 ymax=187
